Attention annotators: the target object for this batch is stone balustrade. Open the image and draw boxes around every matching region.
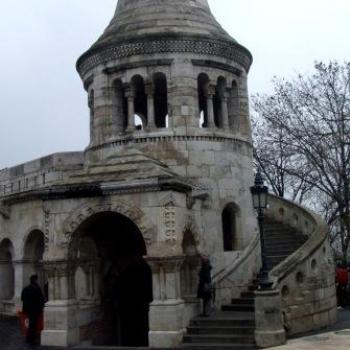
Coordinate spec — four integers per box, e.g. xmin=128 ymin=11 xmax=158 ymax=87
xmin=255 ymin=194 xmax=337 ymax=348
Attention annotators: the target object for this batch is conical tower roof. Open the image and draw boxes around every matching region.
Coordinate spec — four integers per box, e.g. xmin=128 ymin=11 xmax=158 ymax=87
xmin=92 ymin=0 xmax=236 ymax=48
xmin=77 ymin=0 xmax=252 ymax=76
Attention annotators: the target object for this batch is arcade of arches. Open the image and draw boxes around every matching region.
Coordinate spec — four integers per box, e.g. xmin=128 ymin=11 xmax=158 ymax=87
xmin=89 ymin=72 xmax=243 ymax=136
xmin=0 ymin=230 xmax=45 ymax=314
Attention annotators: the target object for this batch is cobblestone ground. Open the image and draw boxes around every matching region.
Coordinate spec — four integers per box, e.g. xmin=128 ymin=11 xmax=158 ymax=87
xmin=0 ymin=314 xmax=62 ymax=350
xmin=1 ymin=308 xmax=350 ymax=350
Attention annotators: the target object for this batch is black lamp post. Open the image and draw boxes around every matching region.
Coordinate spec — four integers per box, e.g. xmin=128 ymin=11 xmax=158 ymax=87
xmin=250 ymin=169 xmax=273 ymax=290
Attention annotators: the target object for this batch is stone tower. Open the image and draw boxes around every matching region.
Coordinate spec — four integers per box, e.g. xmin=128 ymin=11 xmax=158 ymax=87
xmin=0 ymin=1 xmax=336 ymax=348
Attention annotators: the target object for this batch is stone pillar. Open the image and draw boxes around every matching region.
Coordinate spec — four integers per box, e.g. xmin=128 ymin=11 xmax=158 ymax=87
xmin=147 ymin=256 xmax=185 ymax=348
xmin=145 ymin=83 xmax=156 ymax=130
xmin=41 ymin=261 xmax=79 ymax=347
xmin=255 ymin=289 xmax=286 ymax=348
xmin=206 ymin=86 xmax=215 ymax=129
xmin=221 ymin=93 xmax=229 ymax=130
xmin=125 ymin=86 xmax=135 ymax=133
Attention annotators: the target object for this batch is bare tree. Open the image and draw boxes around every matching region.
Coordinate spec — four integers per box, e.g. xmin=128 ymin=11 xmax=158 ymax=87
xmin=252 ymin=61 xmax=350 ymax=261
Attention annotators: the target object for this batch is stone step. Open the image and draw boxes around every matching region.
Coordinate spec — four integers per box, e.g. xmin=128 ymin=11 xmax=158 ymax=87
xmin=187 ymin=326 xmax=255 ymax=336
xmin=183 ymin=342 xmax=257 ymax=349
xmin=231 ymin=298 xmax=255 ymax=305
xmin=241 ymin=291 xmax=255 ymax=298
xmin=190 ymin=316 xmax=255 ymax=328
xmin=222 ymin=304 xmax=255 ymax=312
xmin=183 ymin=334 xmax=255 ymax=344
xmin=74 ymin=347 xmax=179 ymax=350
xmin=264 ymin=248 xmax=296 ymax=256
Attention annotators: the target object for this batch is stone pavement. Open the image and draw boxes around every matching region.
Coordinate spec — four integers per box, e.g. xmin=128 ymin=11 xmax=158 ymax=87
xmin=1 ymin=308 xmax=350 ymax=350
xmin=271 ymin=306 xmax=350 ymax=350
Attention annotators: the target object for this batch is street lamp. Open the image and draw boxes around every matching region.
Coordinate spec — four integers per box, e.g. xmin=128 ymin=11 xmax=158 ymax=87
xmin=250 ymin=169 xmax=273 ymax=290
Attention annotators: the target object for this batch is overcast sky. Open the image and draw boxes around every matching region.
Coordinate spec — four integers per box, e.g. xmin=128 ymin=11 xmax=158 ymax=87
xmin=0 ymin=0 xmax=349 ymax=169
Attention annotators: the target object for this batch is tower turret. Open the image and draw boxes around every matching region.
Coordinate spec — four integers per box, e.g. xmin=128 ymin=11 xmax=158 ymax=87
xmin=77 ymin=0 xmax=252 ymax=153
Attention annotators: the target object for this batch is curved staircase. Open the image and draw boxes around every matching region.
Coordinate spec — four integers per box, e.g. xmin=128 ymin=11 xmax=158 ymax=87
xmin=182 ymin=219 xmax=308 ymax=350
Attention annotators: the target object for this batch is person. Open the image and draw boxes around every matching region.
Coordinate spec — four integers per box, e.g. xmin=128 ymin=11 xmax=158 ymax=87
xmin=197 ymin=255 xmax=213 ymax=316
xmin=21 ymin=275 xmax=45 ymax=346
xmin=336 ymin=262 xmax=348 ymax=307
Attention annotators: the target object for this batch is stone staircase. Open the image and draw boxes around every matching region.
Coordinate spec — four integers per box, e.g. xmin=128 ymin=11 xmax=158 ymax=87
xmin=264 ymin=219 xmax=308 ymax=271
xmin=182 ymin=219 xmax=308 ymax=350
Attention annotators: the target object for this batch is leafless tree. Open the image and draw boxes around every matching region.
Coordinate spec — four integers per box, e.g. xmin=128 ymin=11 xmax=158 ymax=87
xmin=252 ymin=61 xmax=350 ymax=261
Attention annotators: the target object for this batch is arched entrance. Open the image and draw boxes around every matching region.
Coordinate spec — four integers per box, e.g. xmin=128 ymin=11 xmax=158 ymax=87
xmin=70 ymin=211 xmax=153 ymax=347
xmin=23 ymin=230 xmax=45 ymax=295
xmin=0 ymin=239 xmax=15 ymax=309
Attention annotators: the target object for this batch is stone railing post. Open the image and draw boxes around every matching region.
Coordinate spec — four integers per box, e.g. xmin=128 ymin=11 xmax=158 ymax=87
xmin=146 ymin=256 xmax=185 ymax=348
xmin=206 ymin=85 xmax=216 ymax=129
xmin=221 ymin=92 xmax=230 ymax=130
xmin=255 ymin=289 xmax=286 ymax=348
xmin=125 ymin=86 xmax=135 ymax=132
xmin=145 ymin=83 xmax=156 ymax=130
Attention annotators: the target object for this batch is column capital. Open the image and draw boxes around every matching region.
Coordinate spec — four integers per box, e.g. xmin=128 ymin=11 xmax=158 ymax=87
xmin=146 ymin=255 xmax=185 ymax=273
xmin=124 ymin=83 xmax=135 ymax=98
xmin=145 ymin=82 xmax=155 ymax=96
xmin=205 ymin=85 xmax=216 ymax=97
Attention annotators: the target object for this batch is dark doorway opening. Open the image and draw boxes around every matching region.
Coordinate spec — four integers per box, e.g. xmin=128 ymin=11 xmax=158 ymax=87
xmin=71 ymin=212 xmax=153 ymax=347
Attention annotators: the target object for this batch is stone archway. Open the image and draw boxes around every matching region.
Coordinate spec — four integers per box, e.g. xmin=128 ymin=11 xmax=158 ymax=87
xmin=0 ymin=239 xmax=15 ymax=311
xmin=69 ymin=211 xmax=153 ymax=347
xmin=23 ymin=230 xmax=45 ymax=296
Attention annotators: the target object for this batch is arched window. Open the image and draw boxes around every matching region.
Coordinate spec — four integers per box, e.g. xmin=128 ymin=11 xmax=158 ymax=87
xmin=153 ymin=73 xmax=168 ymax=128
xmin=197 ymin=74 xmax=209 ymax=128
xmin=132 ymin=75 xmax=147 ymax=130
xmin=24 ymin=230 xmax=45 ymax=292
xmin=228 ymin=80 xmax=239 ymax=131
xmin=0 ymin=239 xmax=15 ymax=301
xmin=112 ymin=79 xmax=128 ymax=133
xmin=214 ymin=77 xmax=227 ymax=128
xmin=222 ymin=204 xmax=239 ymax=251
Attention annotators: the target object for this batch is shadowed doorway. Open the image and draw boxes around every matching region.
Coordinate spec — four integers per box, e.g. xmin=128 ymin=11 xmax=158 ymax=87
xmin=71 ymin=211 xmax=153 ymax=347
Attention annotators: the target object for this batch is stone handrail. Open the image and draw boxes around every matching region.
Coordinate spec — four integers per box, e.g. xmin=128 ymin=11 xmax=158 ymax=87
xmin=213 ymin=233 xmax=259 ymax=285
xmin=254 ymin=194 xmax=336 ymax=348
xmin=266 ymin=194 xmax=328 ymax=286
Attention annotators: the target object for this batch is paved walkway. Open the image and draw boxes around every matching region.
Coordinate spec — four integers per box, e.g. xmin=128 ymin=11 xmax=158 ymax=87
xmin=1 ymin=307 xmax=349 ymax=350
xmin=271 ymin=306 xmax=350 ymax=350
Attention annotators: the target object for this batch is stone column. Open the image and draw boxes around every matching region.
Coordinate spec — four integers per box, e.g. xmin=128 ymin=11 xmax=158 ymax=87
xmin=255 ymin=289 xmax=286 ymax=348
xmin=41 ymin=261 xmax=79 ymax=347
xmin=206 ymin=85 xmax=215 ymax=129
xmin=125 ymin=86 xmax=135 ymax=133
xmin=147 ymin=256 xmax=185 ymax=348
xmin=221 ymin=93 xmax=230 ymax=130
xmin=145 ymin=83 xmax=156 ymax=130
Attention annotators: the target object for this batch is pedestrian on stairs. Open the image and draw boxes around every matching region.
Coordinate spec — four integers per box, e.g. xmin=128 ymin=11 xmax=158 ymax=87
xmin=197 ymin=255 xmax=213 ymax=317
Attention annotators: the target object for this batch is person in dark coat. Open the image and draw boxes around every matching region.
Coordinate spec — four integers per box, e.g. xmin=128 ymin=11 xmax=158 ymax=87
xmin=197 ymin=255 xmax=212 ymax=316
xmin=21 ymin=275 xmax=45 ymax=346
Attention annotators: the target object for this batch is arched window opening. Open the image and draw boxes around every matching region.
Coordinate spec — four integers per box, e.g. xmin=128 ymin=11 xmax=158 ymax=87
xmin=132 ymin=75 xmax=147 ymax=129
xmin=229 ymin=80 xmax=239 ymax=131
xmin=198 ymin=74 xmax=209 ymax=128
xmin=222 ymin=204 xmax=239 ymax=251
xmin=0 ymin=239 xmax=15 ymax=301
xmin=214 ymin=77 xmax=227 ymax=128
xmin=113 ymin=79 xmax=128 ymax=133
xmin=153 ymin=73 xmax=168 ymax=128
xmin=24 ymin=230 xmax=45 ymax=293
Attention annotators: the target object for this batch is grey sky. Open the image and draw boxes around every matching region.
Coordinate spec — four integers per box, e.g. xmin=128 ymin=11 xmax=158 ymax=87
xmin=0 ymin=0 xmax=349 ymax=169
